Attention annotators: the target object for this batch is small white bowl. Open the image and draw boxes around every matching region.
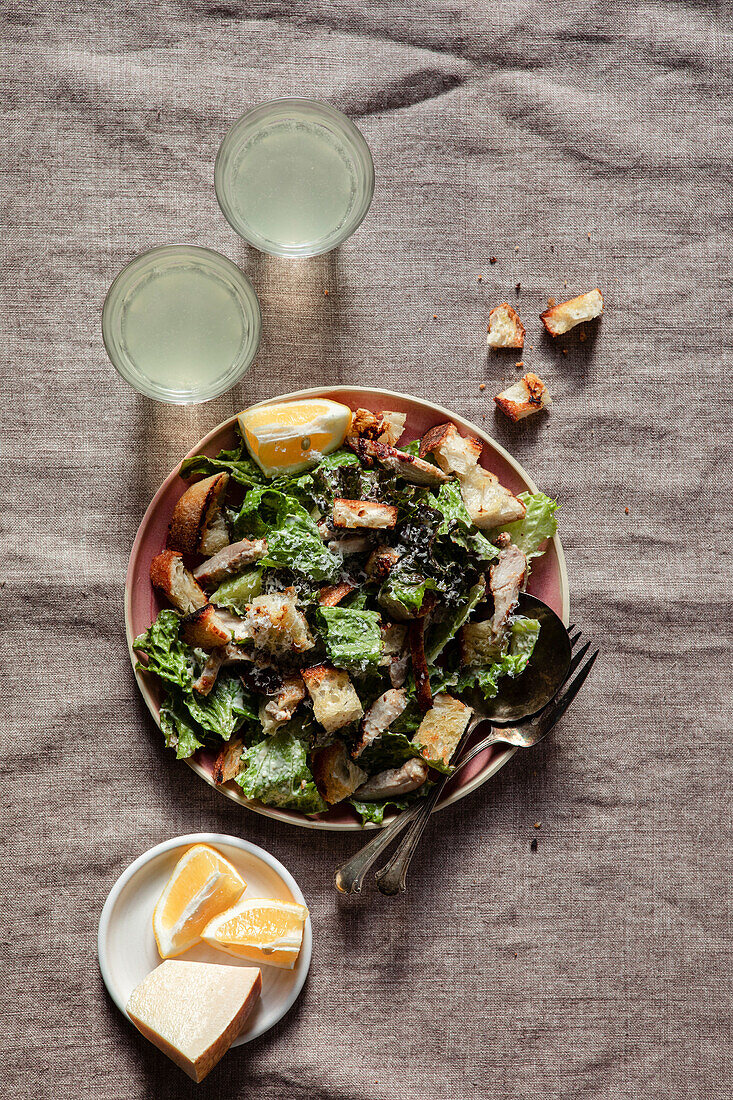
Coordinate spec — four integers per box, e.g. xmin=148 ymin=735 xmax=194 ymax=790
xmin=98 ymin=833 xmax=312 ymax=1046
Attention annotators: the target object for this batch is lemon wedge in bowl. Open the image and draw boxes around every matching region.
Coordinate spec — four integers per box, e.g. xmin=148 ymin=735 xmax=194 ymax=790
xmin=152 ymin=844 xmax=246 ymax=959
xmin=238 ymin=398 xmax=352 ymax=477
xmin=202 ymin=897 xmax=309 ymax=970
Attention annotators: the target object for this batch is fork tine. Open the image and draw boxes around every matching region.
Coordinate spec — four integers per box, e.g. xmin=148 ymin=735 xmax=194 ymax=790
xmin=536 ymin=649 xmax=599 ymax=734
xmin=568 ymin=630 xmax=582 ymax=647
xmin=565 ymin=640 xmax=591 ymax=681
xmin=567 ymin=624 xmax=576 ymax=633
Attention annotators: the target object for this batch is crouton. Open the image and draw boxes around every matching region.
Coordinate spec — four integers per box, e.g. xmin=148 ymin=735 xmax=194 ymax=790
xmin=540 ymin=289 xmax=603 ymax=336
xmin=181 ymin=604 xmax=232 ymax=649
xmin=419 ymin=422 xmax=483 ymax=476
xmin=459 ymin=466 xmax=526 ymax=528
xmin=349 ymin=408 xmax=407 ymax=447
xmin=258 ymin=674 xmax=307 ymax=734
xmin=150 ymin=550 xmax=208 ymax=614
xmin=301 ymin=665 xmax=363 ymax=733
xmin=414 ymin=693 xmax=472 ymax=767
xmin=167 ymin=472 xmax=230 ymax=556
xmin=312 ymin=740 xmax=367 ymax=804
xmin=234 ymin=590 xmax=314 ymax=657
xmin=495 ymin=373 xmax=552 ymax=422
xmin=347 ymin=437 xmax=450 ymax=486
xmin=333 ymin=499 xmax=398 ymax=530
xmin=459 ymin=620 xmax=506 ymax=667
xmin=212 ymin=737 xmax=245 ymax=784
xmin=319 ymin=582 xmax=356 ymax=607
xmin=487 ymin=303 xmax=525 ymax=349
xmin=193 ymin=538 xmax=268 ymax=587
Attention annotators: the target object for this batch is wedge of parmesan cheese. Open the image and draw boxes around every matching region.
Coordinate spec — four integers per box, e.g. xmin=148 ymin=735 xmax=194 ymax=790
xmin=126 ymin=960 xmax=261 ymax=1082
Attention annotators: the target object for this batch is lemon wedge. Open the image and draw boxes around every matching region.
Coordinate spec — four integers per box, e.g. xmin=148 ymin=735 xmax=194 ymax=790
xmin=201 ymin=897 xmax=309 ymax=970
xmin=153 ymin=844 xmax=246 ymax=959
xmin=238 ymin=398 xmax=352 ymax=477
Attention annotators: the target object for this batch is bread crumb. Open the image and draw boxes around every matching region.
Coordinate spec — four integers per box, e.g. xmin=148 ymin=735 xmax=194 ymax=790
xmin=579 ymin=329 xmax=587 ymax=342
xmin=514 ymin=245 xmax=519 ymax=252
xmin=529 ymin=345 xmax=534 ymax=350
xmin=324 ymin=289 xmax=329 ymax=296
xmin=587 ymin=232 xmax=591 ymax=239
xmin=515 ymin=282 xmax=521 ymax=293
xmin=479 ymin=383 xmax=486 ymax=391
xmin=534 ymin=821 xmax=542 ymax=828
xmin=547 ymin=297 xmax=556 ymax=308
xmin=433 ymin=314 xmax=438 ymax=319
xmin=490 ymin=256 xmax=497 ymax=264
xmin=477 ymin=275 xmax=482 ymax=282
xmin=625 ymin=506 xmax=630 ymax=514
xmin=515 ymin=360 xmax=524 ymax=367
xmin=563 ymin=281 xmax=568 ymax=288
xmin=562 ymin=349 xmax=568 ymax=356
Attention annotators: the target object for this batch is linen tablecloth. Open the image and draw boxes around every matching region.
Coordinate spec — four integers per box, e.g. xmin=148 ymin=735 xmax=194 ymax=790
xmin=2 ymin=2 xmax=731 ymax=1097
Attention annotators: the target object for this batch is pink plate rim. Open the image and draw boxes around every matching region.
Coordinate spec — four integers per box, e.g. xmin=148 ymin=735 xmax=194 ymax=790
xmin=125 ymin=385 xmax=569 ymax=831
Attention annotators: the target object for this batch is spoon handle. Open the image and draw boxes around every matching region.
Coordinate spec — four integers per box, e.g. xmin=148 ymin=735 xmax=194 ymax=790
xmin=333 ymin=800 xmax=424 ymax=894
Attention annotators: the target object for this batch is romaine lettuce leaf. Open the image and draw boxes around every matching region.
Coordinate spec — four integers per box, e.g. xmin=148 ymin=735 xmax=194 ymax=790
xmin=357 ymin=730 xmax=424 ymax=773
xmin=180 ymin=437 xmax=265 ymax=488
xmin=236 ymin=729 xmax=327 ymax=815
xmin=378 ymin=565 xmax=437 ymax=619
xmin=315 ymin=606 xmax=383 ymax=673
xmin=431 ymin=480 xmax=499 ymax=560
xmin=274 ymin=449 xmax=361 ymax=510
xmin=350 ymin=782 xmax=430 ymax=825
xmin=233 ymin=486 xmax=341 ymax=582
xmin=134 ymin=610 xmax=193 ymax=690
xmin=159 ymin=692 xmax=204 ymax=760
xmin=183 ymin=674 xmax=257 ymax=741
xmin=210 ymin=568 xmax=262 ymax=614
xmin=498 ymin=492 xmax=558 ymax=559
xmin=424 ymin=581 xmax=485 ymax=663
xmin=452 ymin=616 xmax=541 ymax=701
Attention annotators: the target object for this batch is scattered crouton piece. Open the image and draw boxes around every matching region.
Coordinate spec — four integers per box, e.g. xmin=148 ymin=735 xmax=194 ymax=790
xmin=234 ymin=590 xmax=314 ymax=657
xmin=319 ymin=582 xmax=356 ymax=607
xmin=167 ymin=472 xmax=230 ymax=556
xmin=302 ymin=665 xmax=364 ymax=733
xmin=349 ymin=408 xmax=407 ymax=447
xmin=459 ymin=467 xmax=526 ymax=528
xmin=312 ymin=740 xmax=367 ymax=804
xmin=333 ymin=499 xmax=398 ymax=530
xmin=419 ymin=422 xmax=483 ymax=476
xmin=486 ymin=303 xmax=526 ymax=349
xmin=414 ymin=693 xmax=472 ymax=767
xmin=495 ymin=373 xmax=552 ymax=422
xmin=150 ymin=550 xmax=208 ymax=615
xmin=541 ymin=289 xmax=603 ymax=336
xmin=181 ymin=604 xmax=232 ymax=649
xmin=212 ymin=738 xmax=245 ymax=784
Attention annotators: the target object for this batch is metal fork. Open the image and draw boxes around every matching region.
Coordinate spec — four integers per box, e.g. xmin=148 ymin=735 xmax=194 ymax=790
xmin=334 ymin=632 xmax=596 ymax=895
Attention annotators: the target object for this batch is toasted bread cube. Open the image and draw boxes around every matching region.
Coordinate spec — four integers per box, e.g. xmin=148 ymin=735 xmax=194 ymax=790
xmin=168 ymin=473 xmax=230 ymax=556
xmin=414 ymin=693 xmax=472 ymax=767
xmin=459 ymin=467 xmax=526 ymax=528
xmin=234 ymin=590 xmax=314 ymax=657
xmin=312 ymin=740 xmax=367 ymax=804
xmin=540 ymin=289 xmax=603 ymax=336
xmin=212 ymin=737 xmax=245 ymax=784
xmin=459 ymin=620 xmax=506 ymax=667
xmin=150 ymin=550 xmax=208 ymax=615
xmin=333 ymin=499 xmax=398 ymax=529
xmin=487 ymin=303 xmax=525 ymax=349
xmin=419 ymin=422 xmax=483 ymax=477
xmin=494 ymin=373 xmax=552 ymax=422
xmin=349 ymin=408 xmax=407 ymax=446
xmin=302 ymin=665 xmax=363 ymax=733
xmin=181 ymin=604 xmax=232 ymax=649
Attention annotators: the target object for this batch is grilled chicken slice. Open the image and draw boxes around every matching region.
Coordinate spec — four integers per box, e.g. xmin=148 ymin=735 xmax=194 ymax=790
xmin=354 ymin=758 xmax=429 ymax=801
xmin=333 ymin=499 xmax=398 ymax=529
xmin=365 ymin=545 xmax=401 ymax=581
xmin=259 ymin=674 xmax=307 ymax=734
xmin=353 ymin=688 xmax=408 ymax=758
xmin=319 ymin=582 xmax=356 ymax=607
xmin=193 ymin=538 xmax=268 ymax=587
xmin=150 ymin=550 xmax=208 ymax=615
xmin=349 ymin=407 xmax=407 ymax=447
xmin=212 ymin=738 xmax=245 ymax=784
xmin=489 ymin=535 xmax=527 ymax=634
xmin=379 ymin=623 xmax=409 ymax=688
xmin=192 ymin=650 xmax=225 ymax=696
xmin=347 ymin=437 xmax=450 ymax=487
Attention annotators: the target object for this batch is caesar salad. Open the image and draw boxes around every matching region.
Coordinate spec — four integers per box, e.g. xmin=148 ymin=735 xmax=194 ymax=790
xmin=134 ymin=402 xmax=557 ymax=824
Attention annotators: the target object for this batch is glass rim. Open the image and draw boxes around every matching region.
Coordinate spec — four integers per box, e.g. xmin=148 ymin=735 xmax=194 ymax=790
xmin=214 ymin=97 xmax=375 ymax=258
xmin=101 ymin=243 xmax=262 ymax=405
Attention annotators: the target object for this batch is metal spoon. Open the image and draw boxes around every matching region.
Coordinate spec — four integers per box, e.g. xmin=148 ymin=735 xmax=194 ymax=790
xmin=335 ymin=593 xmax=572 ymax=894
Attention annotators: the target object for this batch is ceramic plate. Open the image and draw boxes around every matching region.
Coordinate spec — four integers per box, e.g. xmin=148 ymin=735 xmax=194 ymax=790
xmin=125 ymin=386 xmax=569 ymax=830
xmin=97 ymin=833 xmax=312 ymax=1046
